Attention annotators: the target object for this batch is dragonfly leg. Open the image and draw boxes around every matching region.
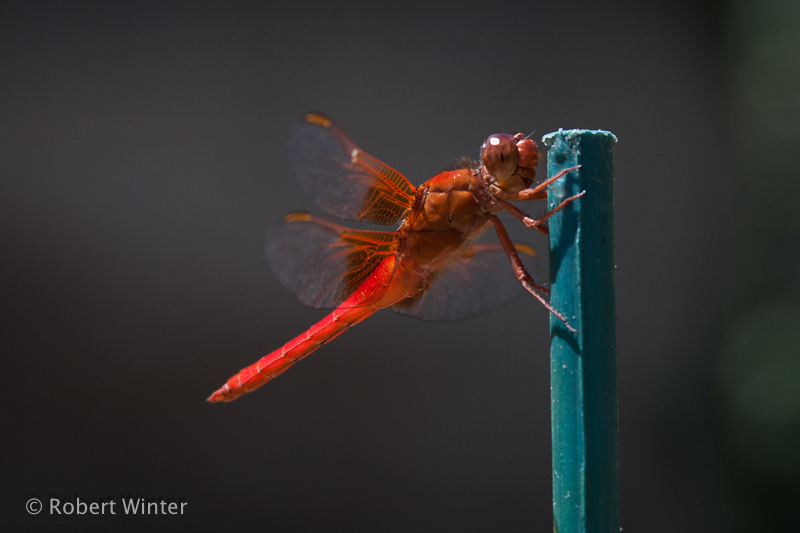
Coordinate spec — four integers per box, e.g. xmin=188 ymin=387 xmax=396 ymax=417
xmin=499 ymin=165 xmax=581 ymax=201
xmin=499 ymin=190 xmax=585 ymax=237
xmin=500 ymin=200 xmax=549 ymax=236
xmin=488 ymin=214 xmax=577 ymax=333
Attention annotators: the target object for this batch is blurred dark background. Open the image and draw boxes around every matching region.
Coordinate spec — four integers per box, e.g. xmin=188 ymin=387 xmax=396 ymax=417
xmin=2 ymin=1 xmax=799 ymax=531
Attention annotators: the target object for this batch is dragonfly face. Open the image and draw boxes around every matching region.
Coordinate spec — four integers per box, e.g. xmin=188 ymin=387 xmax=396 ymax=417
xmin=481 ymin=133 xmax=539 ymax=193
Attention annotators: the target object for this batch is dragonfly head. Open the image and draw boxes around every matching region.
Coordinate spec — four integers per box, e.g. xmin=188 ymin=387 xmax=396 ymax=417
xmin=481 ymin=133 xmax=538 ymax=191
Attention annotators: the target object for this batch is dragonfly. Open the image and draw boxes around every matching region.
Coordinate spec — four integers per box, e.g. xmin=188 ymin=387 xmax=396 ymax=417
xmin=207 ymin=113 xmax=582 ymax=403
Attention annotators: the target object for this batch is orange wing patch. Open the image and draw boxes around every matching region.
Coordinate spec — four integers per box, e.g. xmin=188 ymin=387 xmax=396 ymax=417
xmin=267 ymin=213 xmax=399 ymax=309
xmin=287 ymin=113 xmax=418 ymax=226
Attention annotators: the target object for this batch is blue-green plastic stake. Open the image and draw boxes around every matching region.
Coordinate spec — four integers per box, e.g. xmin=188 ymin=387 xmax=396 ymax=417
xmin=543 ymin=129 xmax=619 ymax=533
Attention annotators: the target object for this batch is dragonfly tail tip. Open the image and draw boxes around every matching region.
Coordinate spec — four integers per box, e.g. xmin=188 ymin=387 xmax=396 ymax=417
xmin=207 ymin=387 xmax=231 ymax=403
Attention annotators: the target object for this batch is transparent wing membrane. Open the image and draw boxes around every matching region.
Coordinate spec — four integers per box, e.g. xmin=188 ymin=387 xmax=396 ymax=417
xmin=266 ymin=213 xmax=398 ymax=309
xmin=286 ymin=113 xmax=417 ymax=226
xmin=392 ymin=244 xmax=528 ymax=321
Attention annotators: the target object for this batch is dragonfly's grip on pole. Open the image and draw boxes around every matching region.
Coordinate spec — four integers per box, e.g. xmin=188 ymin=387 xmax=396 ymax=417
xmin=543 ymin=129 xmax=618 ymax=533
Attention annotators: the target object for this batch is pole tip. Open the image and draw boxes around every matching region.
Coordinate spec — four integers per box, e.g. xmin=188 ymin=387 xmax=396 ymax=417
xmin=542 ymin=129 xmax=618 ymax=148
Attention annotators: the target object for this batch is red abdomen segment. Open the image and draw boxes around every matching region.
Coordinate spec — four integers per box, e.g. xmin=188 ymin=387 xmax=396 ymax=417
xmin=206 ymin=304 xmax=376 ymax=402
xmin=207 ymin=255 xmax=402 ymax=403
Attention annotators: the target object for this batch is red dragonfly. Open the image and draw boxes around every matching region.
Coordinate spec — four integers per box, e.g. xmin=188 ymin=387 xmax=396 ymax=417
xmin=208 ymin=113 xmax=582 ymax=403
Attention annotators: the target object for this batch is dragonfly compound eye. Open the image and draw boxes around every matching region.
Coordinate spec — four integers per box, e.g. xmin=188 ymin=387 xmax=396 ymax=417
xmin=481 ymin=133 xmax=519 ymax=182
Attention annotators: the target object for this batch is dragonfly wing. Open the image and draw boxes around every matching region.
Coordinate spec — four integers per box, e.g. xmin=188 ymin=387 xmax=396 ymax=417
xmin=392 ymin=244 xmax=530 ymax=321
xmin=286 ymin=113 xmax=417 ymax=225
xmin=266 ymin=212 xmax=399 ymax=309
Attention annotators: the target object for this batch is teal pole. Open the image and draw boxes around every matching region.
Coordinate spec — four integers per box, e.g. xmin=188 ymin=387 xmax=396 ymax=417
xmin=543 ymin=129 xmax=619 ymax=533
